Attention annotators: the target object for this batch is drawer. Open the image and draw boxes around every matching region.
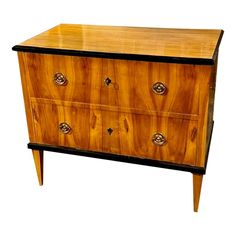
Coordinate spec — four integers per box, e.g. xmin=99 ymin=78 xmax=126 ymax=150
xmin=31 ymin=101 xmax=198 ymax=166
xmin=21 ymin=53 xmax=210 ymax=115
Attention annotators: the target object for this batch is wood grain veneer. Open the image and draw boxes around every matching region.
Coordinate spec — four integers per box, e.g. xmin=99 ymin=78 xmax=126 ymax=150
xmin=19 ymin=53 xmax=213 ymax=115
xmin=30 ymin=101 xmax=198 ymax=165
xmin=13 ymin=24 xmax=223 ymax=212
xmin=14 ymin=24 xmax=223 ymax=63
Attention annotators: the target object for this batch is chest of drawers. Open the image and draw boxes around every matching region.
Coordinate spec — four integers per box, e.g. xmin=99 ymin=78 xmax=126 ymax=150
xmin=13 ymin=24 xmax=223 ymax=212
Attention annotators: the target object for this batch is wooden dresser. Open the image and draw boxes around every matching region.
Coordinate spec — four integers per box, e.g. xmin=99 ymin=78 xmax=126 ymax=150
xmin=13 ymin=24 xmax=223 ymax=212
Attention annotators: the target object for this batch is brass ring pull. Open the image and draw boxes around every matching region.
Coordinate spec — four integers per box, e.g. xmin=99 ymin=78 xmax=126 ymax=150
xmin=104 ymin=77 xmax=112 ymax=86
xmin=152 ymin=82 xmax=167 ymax=95
xmin=59 ymin=122 xmax=71 ymax=134
xmin=53 ymin=73 xmax=68 ymax=86
xmin=152 ymin=133 xmax=166 ymax=146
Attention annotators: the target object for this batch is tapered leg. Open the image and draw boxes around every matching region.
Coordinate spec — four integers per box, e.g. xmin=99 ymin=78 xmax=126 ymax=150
xmin=193 ymin=174 xmax=203 ymax=212
xmin=32 ymin=150 xmax=44 ymax=186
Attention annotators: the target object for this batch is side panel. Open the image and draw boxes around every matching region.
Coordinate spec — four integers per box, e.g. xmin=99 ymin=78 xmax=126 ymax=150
xmin=17 ymin=52 xmax=35 ymax=142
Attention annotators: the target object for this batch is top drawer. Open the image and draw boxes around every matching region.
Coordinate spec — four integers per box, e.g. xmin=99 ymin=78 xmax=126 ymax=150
xmin=19 ymin=53 xmax=211 ymax=115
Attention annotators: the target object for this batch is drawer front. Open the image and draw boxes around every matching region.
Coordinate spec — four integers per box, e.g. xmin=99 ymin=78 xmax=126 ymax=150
xmin=31 ymin=102 xmax=198 ymax=166
xmin=21 ymin=53 xmax=210 ymax=115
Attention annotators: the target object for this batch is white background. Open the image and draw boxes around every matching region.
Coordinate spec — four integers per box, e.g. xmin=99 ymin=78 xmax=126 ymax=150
xmin=0 ymin=0 xmax=235 ymax=235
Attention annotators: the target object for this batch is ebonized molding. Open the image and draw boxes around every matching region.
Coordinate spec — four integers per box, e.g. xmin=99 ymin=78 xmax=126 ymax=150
xmin=28 ymin=143 xmax=206 ymax=174
xmin=12 ymin=45 xmax=216 ymax=65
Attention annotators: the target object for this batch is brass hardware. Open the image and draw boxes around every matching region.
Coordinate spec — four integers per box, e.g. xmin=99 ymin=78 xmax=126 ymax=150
xmin=104 ymin=77 xmax=112 ymax=86
xmin=107 ymin=128 xmax=113 ymax=135
xmin=59 ymin=122 xmax=71 ymax=134
xmin=152 ymin=133 xmax=166 ymax=146
xmin=53 ymin=72 xmax=68 ymax=86
xmin=152 ymin=82 xmax=167 ymax=95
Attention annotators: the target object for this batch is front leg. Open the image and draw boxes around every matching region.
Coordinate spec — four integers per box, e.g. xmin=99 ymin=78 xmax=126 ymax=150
xmin=32 ymin=150 xmax=44 ymax=186
xmin=193 ymin=174 xmax=203 ymax=212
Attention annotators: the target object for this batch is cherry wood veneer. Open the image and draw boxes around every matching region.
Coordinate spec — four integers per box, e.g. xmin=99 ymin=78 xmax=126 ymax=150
xmin=13 ymin=24 xmax=223 ymax=212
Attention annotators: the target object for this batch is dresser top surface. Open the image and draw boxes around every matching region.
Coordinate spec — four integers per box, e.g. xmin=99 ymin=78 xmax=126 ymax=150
xmin=13 ymin=24 xmax=223 ymax=64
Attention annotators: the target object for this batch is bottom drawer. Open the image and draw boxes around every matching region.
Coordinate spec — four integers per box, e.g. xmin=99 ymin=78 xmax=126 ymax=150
xmin=31 ymin=102 xmax=198 ymax=166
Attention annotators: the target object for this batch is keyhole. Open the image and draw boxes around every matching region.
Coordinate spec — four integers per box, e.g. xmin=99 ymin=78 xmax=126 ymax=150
xmin=107 ymin=128 xmax=113 ymax=135
xmin=104 ymin=77 xmax=112 ymax=86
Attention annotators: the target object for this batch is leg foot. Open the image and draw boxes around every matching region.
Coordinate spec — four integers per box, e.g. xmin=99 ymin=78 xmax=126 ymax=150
xmin=193 ymin=174 xmax=203 ymax=212
xmin=32 ymin=150 xmax=44 ymax=186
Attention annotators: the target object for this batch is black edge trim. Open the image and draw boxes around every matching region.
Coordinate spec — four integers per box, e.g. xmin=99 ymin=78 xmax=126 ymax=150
xmin=212 ymin=30 xmax=224 ymax=61
xmin=12 ymin=45 xmax=214 ymax=65
xmin=27 ymin=143 xmax=206 ymax=174
xmin=204 ymin=121 xmax=214 ymax=173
